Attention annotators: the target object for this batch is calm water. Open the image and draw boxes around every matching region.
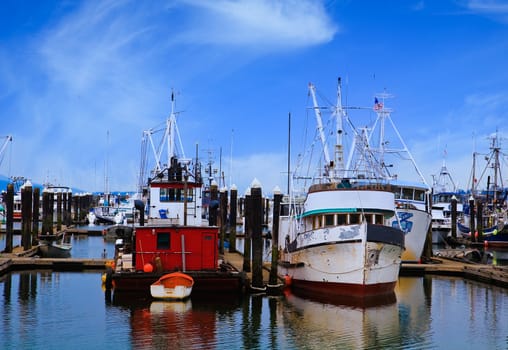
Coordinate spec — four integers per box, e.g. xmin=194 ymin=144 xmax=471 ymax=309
xmin=1 ymin=229 xmax=508 ymax=349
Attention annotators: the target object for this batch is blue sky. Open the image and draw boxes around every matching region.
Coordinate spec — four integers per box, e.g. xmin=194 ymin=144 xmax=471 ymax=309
xmin=0 ymin=0 xmax=507 ymax=195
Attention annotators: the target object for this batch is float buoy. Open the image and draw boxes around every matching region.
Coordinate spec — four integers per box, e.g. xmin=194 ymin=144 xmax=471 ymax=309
xmin=284 ymin=274 xmax=292 ymax=287
xmin=143 ymin=263 xmax=154 ymax=273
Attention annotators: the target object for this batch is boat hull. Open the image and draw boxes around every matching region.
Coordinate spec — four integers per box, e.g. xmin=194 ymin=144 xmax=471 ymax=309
xmin=111 ymin=270 xmax=245 ymax=295
xmin=392 ymin=208 xmax=431 ymax=262
xmin=39 ymin=242 xmax=72 ymax=258
xmin=150 ymin=284 xmax=193 ymax=300
xmin=279 ymin=223 xmax=404 ymax=298
xmin=150 ymin=272 xmax=194 ymax=300
xmin=484 ymin=230 xmax=508 ymax=248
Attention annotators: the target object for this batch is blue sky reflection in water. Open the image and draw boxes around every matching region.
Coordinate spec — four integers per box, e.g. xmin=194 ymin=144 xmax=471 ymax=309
xmin=1 ymin=271 xmax=508 ymax=349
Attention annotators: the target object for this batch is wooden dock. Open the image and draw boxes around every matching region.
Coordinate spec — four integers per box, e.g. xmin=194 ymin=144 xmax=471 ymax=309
xmin=1 ymin=249 xmax=508 ymax=289
xmin=0 ymin=256 xmax=108 ymax=273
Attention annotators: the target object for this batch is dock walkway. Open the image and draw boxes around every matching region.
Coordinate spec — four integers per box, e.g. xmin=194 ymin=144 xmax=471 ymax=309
xmin=1 ymin=249 xmax=508 ymax=289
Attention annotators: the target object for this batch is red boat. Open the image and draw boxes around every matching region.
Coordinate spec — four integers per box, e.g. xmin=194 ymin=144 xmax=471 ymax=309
xmin=107 ymin=92 xmax=244 ymax=297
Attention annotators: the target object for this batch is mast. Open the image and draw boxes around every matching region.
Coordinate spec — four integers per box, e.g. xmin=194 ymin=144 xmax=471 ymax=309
xmin=287 ymin=112 xmax=291 ymax=194
xmin=308 ymin=83 xmax=333 ymax=179
xmin=142 ymin=89 xmax=188 ymax=179
xmin=369 ymin=93 xmax=429 ymax=186
xmin=333 ymin=77 xmax=345 ymax=178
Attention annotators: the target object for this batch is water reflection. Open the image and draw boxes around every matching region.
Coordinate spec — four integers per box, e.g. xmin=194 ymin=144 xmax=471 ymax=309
xmin=487 ymin=248 xmax=508 ymax=266
xmin=281 ymin=290 xmax=399 ymax=349
xmin=1 ymin=271 xmax=508 ymax=349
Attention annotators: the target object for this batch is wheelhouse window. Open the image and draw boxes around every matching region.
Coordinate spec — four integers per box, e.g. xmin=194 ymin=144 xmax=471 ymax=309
xmin=160 ymin=188 xmax=194 ymax=202
xmin=415 ymin=189 xmax=425 ymax=201
xmin=350 ymin=214 xmax=360 ymax=224
xmin=325 ymin=214 xmax=334 ymax=227
xmin=393 ymin=187 xmax=401 ymax=199
xmin=375 ymin=215 xmax=384 ymax=225
xmin=157 ymin=232 xmax=171 ymax=250
xmin=337 ymin=214 xmax=347 ymax=225
xmin=402 ymin=187 xmax=414 ymax=200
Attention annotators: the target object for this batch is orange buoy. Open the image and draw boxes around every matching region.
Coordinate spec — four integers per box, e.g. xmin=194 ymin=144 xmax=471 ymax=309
xmin=284 ymin=274 xmax=292 ymax=287
xmin=143 ymin=263 xmax=154 ymax=273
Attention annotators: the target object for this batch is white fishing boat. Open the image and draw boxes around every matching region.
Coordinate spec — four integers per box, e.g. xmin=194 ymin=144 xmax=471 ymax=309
xmin=430 ymin=158 xmax=465 ymax=244
xmin=278 ymin=80 xmax=405 ymax=299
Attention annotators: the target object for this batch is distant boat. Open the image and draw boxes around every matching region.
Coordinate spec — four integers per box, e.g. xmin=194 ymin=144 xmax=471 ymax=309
xmin=458 ymin=131 xmax=508 ymax=241
xmin=430 ymin=159 xmax=466 ymax=244
xmin=150 ymin=272 xmax=194 ymax=300
xmin=102 ymin=224 xmax=134 ymax=241
xmin=38 ymin=233 xmax=72 ymax=258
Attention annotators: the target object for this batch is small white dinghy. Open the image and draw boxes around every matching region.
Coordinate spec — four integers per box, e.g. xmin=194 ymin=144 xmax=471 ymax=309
xmin=150 ymin=272 xmax=194 ymax=300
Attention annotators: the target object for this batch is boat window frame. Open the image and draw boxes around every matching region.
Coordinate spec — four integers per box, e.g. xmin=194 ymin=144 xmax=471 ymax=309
xmin=156 ymin=232 xmax=171 ymax=250
xmin=402 ymin=187 xmax=414 ymax=200
xmin=414 ymin=189 xmax=425 ymax=202
xmin=349 ymin=214 xmax=360 ymax=225
xmin=324 ymin=214 xmax=334 ymax=227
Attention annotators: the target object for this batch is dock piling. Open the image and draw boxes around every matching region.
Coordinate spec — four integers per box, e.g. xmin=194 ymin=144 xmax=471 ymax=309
xmin=4 ymin=184 xmax=14 ymax=253
xmin=21 ymin=182 xmax=33 ymax=250
xmin=250 ymin=181 xmax=263 ymax=289
xmin=229 ymin=185 xmax=238 ymax=253
xmin=269 ymin=188 xmax=282 ymax=287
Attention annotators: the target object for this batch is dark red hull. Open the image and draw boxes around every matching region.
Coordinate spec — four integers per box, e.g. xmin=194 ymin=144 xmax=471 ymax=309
xmin=290 ymin=278 xmax=397 ymax=299
xmin=112 ymin=270 xmax=245 ymax=295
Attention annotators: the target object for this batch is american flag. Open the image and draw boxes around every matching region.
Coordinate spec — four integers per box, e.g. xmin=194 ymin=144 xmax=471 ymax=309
xmin=374 ymin=97 xmax=383 ymax=111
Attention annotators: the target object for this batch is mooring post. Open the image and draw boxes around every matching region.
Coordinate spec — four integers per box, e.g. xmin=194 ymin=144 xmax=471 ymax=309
xmin=264 ymin=197 xmax=270 ymax=229
xmin=469 ymin=196 xmax=475 ymax=243
xmin=72 ymin=194 xmax=79 ymax=223
xmin=32 ymin=187 xmax=40 ymax=245
xmin=42 ymin=189 xmax=52 ymax=235
xmin=4 ymin=183 xmax=14 ymax=253
xmin=56 ymin=192 xmax=62 ymax=232
xmin=269 ymin=187 xmax=282 ymax=287
xmin=242 ymin=188 xmax=251 ymax=273
xmin=229 ymin=185 xmax=238 ymax=253
xmin=250 ymin=180 xmax=263 ymax=290
xmin=219 ymin=186 xmax=228 ymax=255
xmin=476 ymin=200 xmax=483 ymax=242
xmin=65 ymin=191 xmax=72 ymax=226
xmin=451 ymin=195 xmax=457 ymax=239
xmin=79 ymin=193 xmax=93 ymax=222
xmin=209 ymin=181 xmax=219 ymax=227
xmin=423 ymin=192 xmax=433 ymax=260
xmin=21 ymin=181 xmax=33 ymax=250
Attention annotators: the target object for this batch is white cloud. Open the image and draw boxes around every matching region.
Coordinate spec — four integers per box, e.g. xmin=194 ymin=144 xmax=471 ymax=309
xmin=176 ymin=0 xmax=337 ymax=51
xmin=465 ymin=0 xmax=508 ymax=13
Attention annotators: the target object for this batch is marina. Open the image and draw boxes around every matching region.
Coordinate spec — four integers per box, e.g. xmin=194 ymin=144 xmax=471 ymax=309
xmin=1 ymin=233 xmax=508 ymax=349
xmin=2 ymin=1 xmax=508 ymax=348
xmin=1 ymin=83 xmax=508 ymax=349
